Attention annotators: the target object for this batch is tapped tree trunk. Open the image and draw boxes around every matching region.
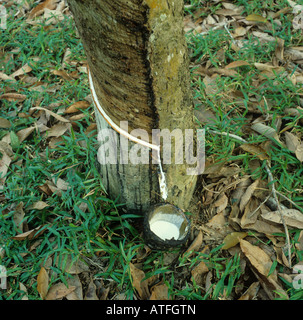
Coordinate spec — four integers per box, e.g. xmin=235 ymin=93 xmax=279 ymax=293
xmin=67 ymin=0 xmax=198 ymax=213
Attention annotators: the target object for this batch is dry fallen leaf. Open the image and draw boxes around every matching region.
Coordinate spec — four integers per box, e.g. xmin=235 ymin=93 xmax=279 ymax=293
xmin=203 ymin=75 xmax=219 ymax=96
xmin=99 ymin=287 xmax=110 ymax=300
xmin=28 ymin=0 xmax=57 ymax=19
xmin=16 ymin=127 xmax=35 ymax=143
xmin=66 ymin=275 xmax=83 ymax=300
xmin=0 ymin=151 xmax=12 ymax=189
xmin=240 ymin=238 xmax=288 ymax=298
xmin=234 ymin=26 xmax=247 ymax=37
xmin=62 ymin=48 xmax=73 ymax=67
xmin=10 ymin=63 xmax=32 ymax=78
xmin=0 ymin=118 xmax=11 ymax=128
xmin=216 ymin=8 xmax=242 ymax=16
xmin=251 ymin=122 xmax=283 ymax=146
xmin=0 ymin=142 xmax=13 ymax=157
xmin=211 ymin=68 xmax=239 ymax=77
xmin=244 ymin=219 xmax=283 ymax=234
xmin=45 ymin=282 xmax=76 ymax=300
xmin=213 ymin=193 xmax=228 ymax=213
xmin=84 ymin=279 xmax=99 ymax=300
xmin=55 ymin=254 xmax=89 ymax=274
xmin=252 ymin=267 xmax=288 ymax=299
xmin=47 ymin=122 xmax=71 ymax=138
xmin=288 ymin=0 xmax=303 ymax=14
xmin=30 ymin=107 xmax=69 ymax=123
xmin=222 ymin=232 xmax=248 ymax=250
xmin=64 ymin=101 xmax=91 ymax=114
xmin=43 ymin=8 xmax=65 ymax=25
xmin=11 ymin=225 xmax=46 ymax=241
xmin=53 ymin=69 xmax=73 ymax=80
xmin=191 ymin=260 xmax=209 ymax=285
xmin=240 ymin=143 xmax=269 ymax=160
xmin=49 ymin=137 xmax=64 ymax=149
xmin=184 ymin=230 xmax=203 ymax=257
xmin=230 ymin=177 xmax=251 ymax=205
xmin=240 ymin=239 xmax=276 ymax=279
xmin=70 ymin=114 xmax=88 ymax=128
xmin=129 ymin=262 xmax=150 ymax=300
xmin=29 ymin=201 xmax=49 ymax=210
xmin=38 ymin=182 xmax=54 ymax=196
xmin=0 ymin=246 xmax=5 ymax=259
xmin=205 ymin=271 xmax=213 ymax=295
xmin=252 ymin=31 xmax=275 ymax=43
xmin=285 ymin=131 xmax=300 ymax=153
xmin=254 ymin=63 xmax=285 ymax=79
xmin=206 ymin=211 xmax=228 ymax=230
xmin=85 ymin=123 xmax=97 ymax=136
xmin=149 ymin=283 xmax=169 ymax=300
xmin=261 ymin=209 xmax=303 ymax=229
xmin=240 ymin=197 xmax=261 ymax=227
xmin=12 ymin=202 xmax=25 ymax=233
xmin=275 ymin=38 xmax=285 ymax=60
xmin=0 ymin=93 xmax=27 ymax=102
xmin=246 ymin=13 xmax=267 ymax=23
xmin=285 ymin=47 xmax=303 ymax=61
xmin=238 ymin=282 xmax=259 ymax=300
xmin=19 ymin=282 xmax=29 ymax=300
xmin=225 ymin=60 xmax=250 ymax=69
xmin=274 ymin=245 xmax=290 ymax=267
xmin=0 ymin=72 xmax=16 ymax=82
xmin=239 ymin=179 xmax=259 ymax=212
xmin=222 ymin=2 xmax=244 ymax=11
xmin=295 ymin=143 xmax=303 ymax=162
xmin=295 ymin=230 xmax=303 ymax=252
xmin=37 ymin=267 xmax=49 ymax=300
xmin=52 ymin=177 xmax=69 ymax=191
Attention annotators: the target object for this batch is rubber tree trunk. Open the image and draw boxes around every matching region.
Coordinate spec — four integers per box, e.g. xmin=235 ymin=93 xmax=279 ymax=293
xmin=67 ymin=0 xmax=197 ymax=213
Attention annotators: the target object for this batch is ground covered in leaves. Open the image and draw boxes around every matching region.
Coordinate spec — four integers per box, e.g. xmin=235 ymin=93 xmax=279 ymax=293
xmin=1 ymin=0 xmax=303 ymax=300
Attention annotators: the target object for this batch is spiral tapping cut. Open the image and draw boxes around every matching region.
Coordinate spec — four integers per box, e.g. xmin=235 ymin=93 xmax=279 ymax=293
xmin=88 ymin=67 xmax=168 ymax=201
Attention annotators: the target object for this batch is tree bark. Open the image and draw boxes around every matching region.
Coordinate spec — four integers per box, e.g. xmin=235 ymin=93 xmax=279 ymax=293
xmin=67 ymin=0 xmax=197 ymax=213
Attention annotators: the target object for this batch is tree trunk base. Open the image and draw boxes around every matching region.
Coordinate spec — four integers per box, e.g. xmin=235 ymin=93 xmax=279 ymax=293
xmin=94 ymin=105 xmax=161 ymax=214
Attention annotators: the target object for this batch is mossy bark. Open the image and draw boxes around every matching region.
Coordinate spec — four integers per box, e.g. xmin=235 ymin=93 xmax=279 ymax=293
xmin=67 ymin=0 xmax=197 ymax=212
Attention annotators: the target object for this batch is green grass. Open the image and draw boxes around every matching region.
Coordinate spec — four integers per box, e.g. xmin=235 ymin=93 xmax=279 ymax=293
xmin=186 ymin=9 xmax=303 ymax=207
xmin=1 ymin=0 xmax=303 ymax=300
